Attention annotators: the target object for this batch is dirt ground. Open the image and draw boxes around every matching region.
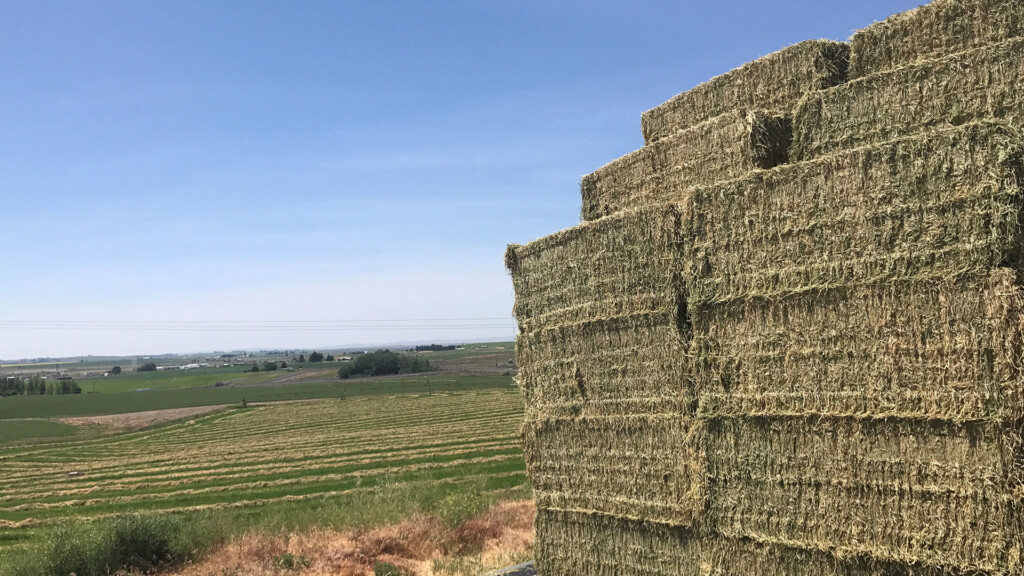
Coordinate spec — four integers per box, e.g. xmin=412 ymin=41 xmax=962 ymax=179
xmin=57 ymin=405 xmax=227 ymax=430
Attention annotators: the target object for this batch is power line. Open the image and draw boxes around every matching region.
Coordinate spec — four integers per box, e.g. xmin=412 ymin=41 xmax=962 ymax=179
xmin=0 ymin=318 xmax=516 ymax=332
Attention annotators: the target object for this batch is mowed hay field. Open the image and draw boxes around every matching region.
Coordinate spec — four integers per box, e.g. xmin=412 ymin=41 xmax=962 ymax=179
xmin=0 ymin=391 xmax=528 ymax=555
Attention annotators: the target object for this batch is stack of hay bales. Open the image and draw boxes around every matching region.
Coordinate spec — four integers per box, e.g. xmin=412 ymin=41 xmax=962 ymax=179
xmin=508 ymin=1 xmax=1024 ymax=574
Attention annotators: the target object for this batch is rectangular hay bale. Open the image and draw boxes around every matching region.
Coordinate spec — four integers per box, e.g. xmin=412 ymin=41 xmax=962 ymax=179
xmin=685 ymin=122 xmax=1024 ymax=307
xmin=849 ymin=0 xmax=1024 ymax=79
xmin=581 ymin=111 xmax=789 ymax=221
xmin=793 ymin=37 xmax=1024 ymax=161
xmin=534 ymin=508 xmax=704 ymax=576
xmin=516 ymin=311 xmax=690 ymax=418
xmin=707 ymin=416 xmax=1013 ymax=572
xmin=523 ymin=413 xmax=704 ymax=527
xmin=641 ymin=40 xmax=848 ymax=144
xmin=693 ymin=270 xmax=1024 ymax=422
xmin=534 ymin=508 xmax=952 ymax=576
xmin=506 ymin=205 xmax=684 ymax=333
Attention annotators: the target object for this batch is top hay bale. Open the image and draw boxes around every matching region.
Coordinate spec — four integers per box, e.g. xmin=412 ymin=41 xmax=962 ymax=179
xmin=792 ymin=36 xmax=1024 ymax=161
xmin=849 ymin=0 xmax=1024 ymax=79
xmin=685 ymin=121 xmax=1024 ymax=307
xmin=640 ymin=40 xmax=849 ymax=144
xmin=581 ymin=111 xmax=790 ymax=221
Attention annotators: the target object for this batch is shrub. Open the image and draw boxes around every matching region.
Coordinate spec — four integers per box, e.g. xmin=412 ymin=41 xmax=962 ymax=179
xmin=0 ymin=513 xmax=209 ymax=576
xmin=373 ymin=561 xmax=410 ymax=576
xmin=435 ymin=490 xmax=486 ymax=528
xmin=274 ymin=553 xmax=311 ymax=570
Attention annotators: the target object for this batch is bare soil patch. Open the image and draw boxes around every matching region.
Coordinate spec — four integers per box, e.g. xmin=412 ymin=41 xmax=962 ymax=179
xmin=57 ymin=405 xmax=227 ymax=430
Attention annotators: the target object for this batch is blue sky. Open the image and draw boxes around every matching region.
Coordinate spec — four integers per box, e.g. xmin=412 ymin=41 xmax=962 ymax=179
xmin=0 ymin=1 xmax=920 ymax=358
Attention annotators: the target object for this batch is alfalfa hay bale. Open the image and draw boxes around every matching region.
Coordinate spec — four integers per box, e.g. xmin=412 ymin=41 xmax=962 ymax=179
xmin=505 ymin=205 xmax=684 ymax=333
xmin=707 ymin=416 xmax=1012 ymax=572
xmin=792 ymin=37 xmax=1024 ymax=161
xmin=641 ymin=40 xmax=848 ymax=144
xmin=515 ymin=311 xmax=691 ymax=419
xmin=534 ymin=508 xmax=954 ymax=576
xmin=685 ymin=122 xmax=1024 ymax=307
xmin=534 ymin=509 xmax=704 ymax=576
xmin=523 ymin=413 xmax=705 ymax=527
xmin=849 ymin=0 xmax=1024 ymax=79
xmin=692 ymin=270 xmax=1024 ymax=422
xmin=581 ymin=111 xmax=790 ymax=221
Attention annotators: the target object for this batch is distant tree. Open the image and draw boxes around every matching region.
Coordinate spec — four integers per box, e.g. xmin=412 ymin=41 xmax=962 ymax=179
xmin=325 ymin=355 xmax=335 ymax=362
xmin=415 ymin=344 xmax=457 ymax=352
xmin=0 ymin=377 xmax=24 ymax=397
xmin=280 ymin=361 xmax=288 ymax=369
xmin=262 ymin=361 xmax=278 ymax=372
xmin=337 ymin=350 xmax=435 ymax=379
xmin=25 ymin=376 xmax=46 ymax=395
xmin=110 ymin=366 xmax=122 ymax=375
xmin=249 ymin=364 xmax=260 ymax=373
xmin=298 ymin=354 xmax=306 ymax=363
xmin=136 ymin=362 xmax=157 ymax=372
xmin=309 ymin=351 xmax=324 ymax=363
xmin=60 ymin=379 xmax=82 ymax=395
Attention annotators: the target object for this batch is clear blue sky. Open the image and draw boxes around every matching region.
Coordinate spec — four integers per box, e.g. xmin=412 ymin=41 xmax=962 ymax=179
xmin=0 ymin=1 xmax=921 ymax=359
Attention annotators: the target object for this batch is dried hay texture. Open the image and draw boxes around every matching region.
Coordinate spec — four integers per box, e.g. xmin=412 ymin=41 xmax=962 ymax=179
xmin=641 ymin=40 xmax=848 ymax=144
xmin=523 ymin=414 xmax=705 ymax=527
xmin=686 ymin=122 xmax=1024 ymax=307
xmin=581 ymin=111 xmax=790 ymax=221
xmin=693 ymin=271 xmax=1024 ymax=423
xmin=849 ymin=0 xmax=1024 ymax=79
xmin=534 ymin=509 xmax=955 ymax=576
xmin=511 ymin=3 xmax=1024 ymax=573
xmin=505 ymin=205 xmax=685 ymax=334
xmin=515 ymin=313 xmax=690 ymax=419
xmin=793 ymin=37 xmax=1024 ymax=161
xmin=707 ymin=416 xmax=1017 ymax=572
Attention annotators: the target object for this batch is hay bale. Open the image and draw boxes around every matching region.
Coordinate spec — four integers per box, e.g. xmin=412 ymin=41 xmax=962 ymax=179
xmin=792 ymin=37 xmax=1024 ymax=161
xmin=534 ymin=509 xmax=954 ymax=576
xmin=523 ymin=414 xmax=705 ymax=527
xmin=849 ymin=0 xmax=1024 ymax=79
xmin=707 ymin=416 xmax=1013 ymax=572
xmin=685 ymin=122 xmax=1024 ymax=307
xmin=581 ymin=111 xmax=790 ymax=221
xmin=534 ymin=509 xmax=703 ymax=576
xmin=641 ymin=40 xmax=848 ymax=144
xmin=692 ymin=271 xmax=1023 ymax=422
xmin=505 ymin=205 xmax=685 ymax=333
xmin=516 ymin=312 xmax=690 ymax=419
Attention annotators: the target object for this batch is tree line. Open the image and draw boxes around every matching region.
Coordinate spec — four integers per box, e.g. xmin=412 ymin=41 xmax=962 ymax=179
xmin=0 ymin=376 xmax=82 ymax=397
xmin=414 ymin=344 xmax=457 ymax=352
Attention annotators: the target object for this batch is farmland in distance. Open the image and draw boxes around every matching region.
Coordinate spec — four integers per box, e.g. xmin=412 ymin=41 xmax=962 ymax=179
xmin=0 ymin=345 xmax=530 ymax=574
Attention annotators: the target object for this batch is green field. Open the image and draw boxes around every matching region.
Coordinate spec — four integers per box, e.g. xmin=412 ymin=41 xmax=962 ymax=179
xmin=0 ymin=421 xmax=77 ymax=443
xmin=0 ymin=390 xmax=528 ymax=552
xmin=0 ymin=375 xmax=513 ymax=421
xmin=76 ymin=366 xmax=285 ymax=394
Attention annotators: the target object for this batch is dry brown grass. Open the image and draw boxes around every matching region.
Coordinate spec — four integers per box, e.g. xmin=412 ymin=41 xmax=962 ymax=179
xmin=163 ymin=500 xmax=535 ymax=576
